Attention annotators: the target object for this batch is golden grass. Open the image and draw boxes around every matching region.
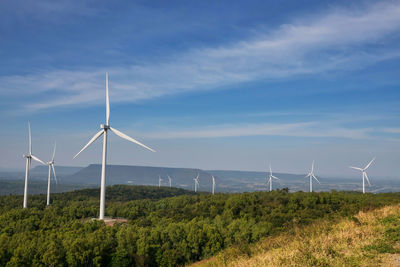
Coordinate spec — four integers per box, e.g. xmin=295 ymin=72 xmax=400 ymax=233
xmin=191 ymin=204 xmax=400 ymax=267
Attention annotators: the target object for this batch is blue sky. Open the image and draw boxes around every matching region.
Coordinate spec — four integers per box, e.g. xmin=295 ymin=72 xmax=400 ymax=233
xmin=1 ymin=0 xmax=400 ymax=179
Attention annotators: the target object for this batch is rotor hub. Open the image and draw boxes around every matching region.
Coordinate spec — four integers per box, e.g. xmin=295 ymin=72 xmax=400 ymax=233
xmin=100 ymin=124 xmax=110 ymax=130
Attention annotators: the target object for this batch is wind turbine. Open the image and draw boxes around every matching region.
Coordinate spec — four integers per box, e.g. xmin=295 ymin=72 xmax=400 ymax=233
xmin=194 ymin=173 xmax=199 ymax=192
xmin=46 ymin=142 xmax=57 ymax=206
xmin=73 ymin=73 xmax=155 ymax=220
xmin=167 ymin=175 xmax=172 ymax=188
xmin=305 ymin=160 xmax=320 ymax=192
xmin=266 ymin=164 xmax=280 ymax=192
xmin=158 ymin=175 xmax=163 ymax=188
xmin=211 ymin=175 xmax=216 ymax=195
xmin=23 ymin=122 xmax=46 ymax=208
xmin=349 ymin=157 xmax=375 ymax=194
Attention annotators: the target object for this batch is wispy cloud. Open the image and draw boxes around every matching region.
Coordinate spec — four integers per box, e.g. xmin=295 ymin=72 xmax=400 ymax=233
xmin=136 ymin=121 xmax=372 ymax=140
xmin=1 ymin=1 xmax=400 ymax=112
xmin=382 ymin=128 xmax=400 ymax=134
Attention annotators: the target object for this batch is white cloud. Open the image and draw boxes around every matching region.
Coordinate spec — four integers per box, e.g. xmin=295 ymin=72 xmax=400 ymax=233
xmin=382 ymin=128 xmax=400 ymax=134
xmin=136 ymin=121 xmax=372 ymax=140
xmin=1 ymin=1 xmax=400 ymax=112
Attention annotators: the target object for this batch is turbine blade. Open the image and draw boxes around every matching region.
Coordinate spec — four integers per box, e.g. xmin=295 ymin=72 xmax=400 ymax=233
xmin=31 ymin=155 xmax=46 ymax=165
xmin=52 ymin=164 xmax=57 ymax=184
xmin=364 ymin=172 xmax=371 ymax=186
xmin=52 ymin=141 xmax=56 ymax=162
xmin=313 ymin=175 xmax=321 ymax=184
xmin=109 ymin=127 xmax=155 ymax=152
xmin=349 ymin=166 xmax=363 ymax=171
xmin=73 ymin=130 xmax=104 ymax=159
xmin=106 ymin=72 xmax=110 ymax=125
xmin=269 ymin=163 xmax=272 ymax=175
xmin=311 ymin=160 xmax=314 ymax=173
xmin=364 ymin=157 xmax=376 ymax=170
xmin=272 ymin=175 xmax=279 ymax=180
xmin=196 ymin=173 xmax=199 ymax=179
xmin=28 ymin=121 xmax=32 ymax=154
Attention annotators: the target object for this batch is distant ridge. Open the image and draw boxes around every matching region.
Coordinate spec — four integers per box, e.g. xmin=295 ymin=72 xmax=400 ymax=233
xmin=31 ymin=166 xmax=83 ymax=176
xmin=66 ymin=164 xmax=213 ymax=191
xmin=63 ymin=164 xmax=400 ymax=193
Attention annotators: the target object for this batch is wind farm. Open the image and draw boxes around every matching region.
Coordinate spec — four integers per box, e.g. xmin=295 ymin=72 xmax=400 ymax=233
xmin=1 ymin=1 xmax=400 ymax=266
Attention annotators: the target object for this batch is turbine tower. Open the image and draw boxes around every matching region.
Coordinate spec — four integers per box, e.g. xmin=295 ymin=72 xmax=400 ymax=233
xmin=305 ymin=160 xmax=320 ymax=192
xmin=46 ymin=142 xmax=57 ymax=206
xmin=211 ymin=175 xmax=216 ymax=195
xmin=194 ymin=173 xmax=199 ymax=192
xmin=73 ymin=73 xmax=155 ymax=220
xmin=267 ymin=164 xmax=280 ymax=192
xmin=158 ymin=175 xmax=163 ymax=188
xmin=168 ymin=175 xmax=172 ymax=188
xmin=349 ymin=157 xmax=375 ymax=194
xmin=23 ymin=122 xmax=46 ymax=208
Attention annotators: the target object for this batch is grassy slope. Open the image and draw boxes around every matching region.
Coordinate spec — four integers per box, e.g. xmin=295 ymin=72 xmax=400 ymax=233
xmin=192 ymin=204 xmax=400 ymax=267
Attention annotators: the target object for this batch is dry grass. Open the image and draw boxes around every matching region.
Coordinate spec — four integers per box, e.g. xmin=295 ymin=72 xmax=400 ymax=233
xmin=191 ymin=204 xmax=400 ymax=267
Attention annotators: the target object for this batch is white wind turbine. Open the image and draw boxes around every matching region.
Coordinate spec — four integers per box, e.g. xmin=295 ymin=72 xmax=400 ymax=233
xmin=305 ymin=160 xmax=320 ymax=192
xmin=211 ymin=175 xmax=216 ymax=195
xmin=194 ymin=173 xmax=199 ymax=192
xmin=266 ymin=164 xmax=280 ymax=192
xmin=73 ymin=73 xmax=155 ymax=220
xmin=167 ymin=175 xmax=172 ymax=188
xmin=46 ymin=142 xmax=57 ymax=206
xmin=23 ymin=122 xmax=46 ymax=208
xmin=349 ymin=157 xmax=375 ymax=194
xmin=158 ymin=175 xmax=163 ymax=188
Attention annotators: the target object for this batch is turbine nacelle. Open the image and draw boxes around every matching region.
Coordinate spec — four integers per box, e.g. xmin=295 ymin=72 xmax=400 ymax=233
xmin=100 ymin=124 xmax=110 ymax=130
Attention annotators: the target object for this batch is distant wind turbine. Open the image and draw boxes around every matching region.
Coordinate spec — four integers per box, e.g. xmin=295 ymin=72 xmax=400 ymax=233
xmin=349 ymin=157 xmax=375 ymax=194
xmin=158 ymin=175 xmax=163 ymax=188
xmin=211 ymin=175 xmax=216 ymax=195
xmin=267 ymin=164 xmax=280 ymax=192
xmin=305 ymin=161 xmax=320 ymax=192
xmin=46 ymin=142 xmax=57 ymax=206
xmin=194 ymin=173 xmax=199 ymax=192
xmin=23 ymin=122 xmax=46 ymax=208
xmin=167 ymin=175 xmax=172 ymax=188
xmin=73 ymin=73 xmax=155 ymax=220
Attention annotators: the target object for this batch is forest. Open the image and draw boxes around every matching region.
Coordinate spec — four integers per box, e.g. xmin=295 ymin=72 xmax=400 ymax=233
xmin=0 ymin=185 xmax=399 ymax=266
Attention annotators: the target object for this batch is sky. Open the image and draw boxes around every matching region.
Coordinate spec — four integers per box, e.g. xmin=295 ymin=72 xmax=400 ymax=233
xmin=0 ymin=0 xmax=399 ymax=179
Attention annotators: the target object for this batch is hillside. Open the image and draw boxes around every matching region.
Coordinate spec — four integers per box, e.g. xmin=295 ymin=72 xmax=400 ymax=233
xmin=0 ymin=187 xmax=399 ymax=266
xmin=193 ymin=204 xmax=400 ymax=267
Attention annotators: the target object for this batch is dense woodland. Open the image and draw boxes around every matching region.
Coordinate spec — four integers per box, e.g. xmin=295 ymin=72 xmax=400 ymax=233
xmin=0 ymin=185 xmax=399 ymax=266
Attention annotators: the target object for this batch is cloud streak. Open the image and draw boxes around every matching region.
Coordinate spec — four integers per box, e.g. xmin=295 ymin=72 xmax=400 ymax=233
xmin=135 ymin=121 xmax=373 ymax=140
xmin=1 ymin=1 xmax=400 ymax=112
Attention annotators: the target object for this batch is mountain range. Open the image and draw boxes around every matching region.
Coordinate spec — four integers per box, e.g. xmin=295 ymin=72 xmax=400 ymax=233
xmin=23 ymin=164 xmax=400 ymax=193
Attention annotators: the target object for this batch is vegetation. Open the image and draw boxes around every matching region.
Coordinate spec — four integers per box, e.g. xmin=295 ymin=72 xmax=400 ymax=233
xmin=195 ymin=203 xmax=400 ymax=267
xmin=0 ymin=185 xmax=399 ymax=266
xmin=0 ymin=179 xmax=89 ymax=196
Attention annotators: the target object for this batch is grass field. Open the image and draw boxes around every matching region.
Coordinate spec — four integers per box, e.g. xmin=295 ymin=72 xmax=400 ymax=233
xmin=193 ymin=204 xmax=400 ymax=267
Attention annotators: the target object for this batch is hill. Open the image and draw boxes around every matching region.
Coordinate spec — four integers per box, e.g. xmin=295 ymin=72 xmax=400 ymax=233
xmin=66 ymin=164 xmax=400 ymax=193
xmin=193 ymin=204 xmax=400 ymax=266
xmin=0 ymin=187 xmax=399 ymax=266
xmin=30 ymin=166 xmax=83 ymax=176
xmin=66 ymin=164 xmax=213 ymax=189
xmin=3 ymin=164 xmax=400 ymax=195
